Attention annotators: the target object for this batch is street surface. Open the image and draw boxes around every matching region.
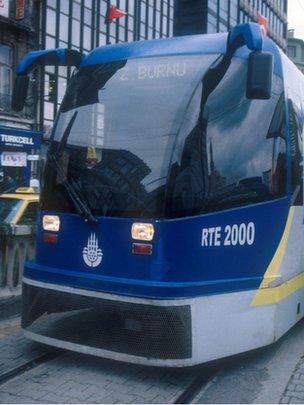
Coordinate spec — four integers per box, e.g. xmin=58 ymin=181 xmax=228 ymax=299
xmin=0 ymin=316 xmax=304 ymax=403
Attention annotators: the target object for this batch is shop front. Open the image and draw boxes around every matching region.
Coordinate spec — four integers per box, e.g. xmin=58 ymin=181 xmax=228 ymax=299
xmin=0 ymin=126 xmax=42 ymax=194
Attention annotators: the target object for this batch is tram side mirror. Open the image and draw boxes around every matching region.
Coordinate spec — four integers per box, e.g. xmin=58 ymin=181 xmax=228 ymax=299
xmin=246 ymin=51 xmax=273 ymax=100
xmin=12 ymin=48 xmax=84 ymax=112
xmin=12 ymin=75 xmax=29 ymax=112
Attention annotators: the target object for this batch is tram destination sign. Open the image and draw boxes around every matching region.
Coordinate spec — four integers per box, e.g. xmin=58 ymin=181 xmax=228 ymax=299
xmin=0 ymin=133 xmax=40 ymax=150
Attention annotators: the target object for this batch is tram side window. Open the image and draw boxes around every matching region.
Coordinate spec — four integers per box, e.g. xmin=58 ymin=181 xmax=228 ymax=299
xmin=288 ymin=99 xmax=303 ymax=205
xmin=167 ymin=58 xmax=287 ymax=217
xmin=266 ymin=93 xmax=287 ymax=197
xmin=203 ymin=58 xmax=287 ymax=213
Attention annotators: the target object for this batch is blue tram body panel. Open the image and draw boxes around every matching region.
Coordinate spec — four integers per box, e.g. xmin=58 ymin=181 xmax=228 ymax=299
xmin=24 ymin=197 xmax=290 ymax=299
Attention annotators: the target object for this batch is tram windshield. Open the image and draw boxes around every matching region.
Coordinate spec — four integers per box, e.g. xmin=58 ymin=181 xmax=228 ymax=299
xmin=41 ymin=54 xmax=286 ymax=219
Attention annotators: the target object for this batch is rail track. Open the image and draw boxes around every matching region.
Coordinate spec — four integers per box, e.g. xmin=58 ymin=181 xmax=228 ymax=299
xmin=0 ymin=346 xmax=219 ymax=404
xmin=174 ymin=367 xmax=218 ymax=404
xmin=0 ymin=314 xmax=219 ymax=404
xmin=0 ymin=350 xmax=62 ymax=386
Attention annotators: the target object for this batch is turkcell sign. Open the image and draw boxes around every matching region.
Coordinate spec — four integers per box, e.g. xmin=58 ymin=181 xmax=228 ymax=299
xmin=0 ymin=134 xmax=37 ymax=149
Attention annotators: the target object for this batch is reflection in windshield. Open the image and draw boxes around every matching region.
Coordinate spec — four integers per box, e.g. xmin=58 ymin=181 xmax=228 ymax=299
xmin=42 ymin=54 xmax=218 ymax=218
xmin=198 ymin=63 xmax=286 ymax=214
xmin=42 ymin=55 xmax=286 ymax=219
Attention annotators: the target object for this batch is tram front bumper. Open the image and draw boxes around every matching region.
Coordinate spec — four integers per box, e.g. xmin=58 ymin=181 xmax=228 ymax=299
xmin=22 ymin=278 xmax=193 ymax=366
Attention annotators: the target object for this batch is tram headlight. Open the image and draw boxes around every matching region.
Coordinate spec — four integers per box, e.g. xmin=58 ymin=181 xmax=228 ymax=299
xmin=43 ymin=215 xmax=60 ymax=232
xmin=131 ymin=223 xmax=154 ymax=241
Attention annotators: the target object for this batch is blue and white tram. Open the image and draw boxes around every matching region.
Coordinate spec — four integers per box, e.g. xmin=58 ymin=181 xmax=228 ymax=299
xmin=14 ymin=22 xmax=304 ymax=366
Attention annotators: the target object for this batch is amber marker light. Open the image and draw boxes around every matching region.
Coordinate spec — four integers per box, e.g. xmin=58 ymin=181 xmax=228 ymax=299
xmin=131 ymin=223 xmax=154 ymax=241
xmin=42 ymin=215 xmax=60 ymax=232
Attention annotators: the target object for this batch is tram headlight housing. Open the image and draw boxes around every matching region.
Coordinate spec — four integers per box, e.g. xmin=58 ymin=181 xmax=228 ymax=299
xmin=43 ymin=215 xmax=60 ymax=232
xmin=131 ymin=223 xmax=154 ymax=241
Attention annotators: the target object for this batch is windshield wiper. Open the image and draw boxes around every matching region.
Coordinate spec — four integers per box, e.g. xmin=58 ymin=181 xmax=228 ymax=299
xmin=49 ymin=112 xmax=97 ymax=223
xmin=48 ymin=154 xmax=97 ymax=223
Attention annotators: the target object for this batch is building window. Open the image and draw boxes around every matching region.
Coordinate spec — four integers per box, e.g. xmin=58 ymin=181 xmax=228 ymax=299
xmin=207 ymin=12 xmax=217 ymax=33
xmin=0 ymin=44 xmax=13 ymax=101
xmin=229 ymin=0 xmax=238 ymax=27
xmin=287 ymin=45 xmax=297 ymax=58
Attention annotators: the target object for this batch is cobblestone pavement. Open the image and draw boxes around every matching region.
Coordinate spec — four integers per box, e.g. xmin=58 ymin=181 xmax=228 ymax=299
xmin=0 ymin=318 xmax=196 ymax=404
xmin=0 ymin=317 xmax=49 ymax=377
xmin=0 ymin=351 xmax=195 ymax=403
xmin=281 ymin=356 xmax=304 ymax=404
xmin=0 ymin=316 xmax=20 ymax=340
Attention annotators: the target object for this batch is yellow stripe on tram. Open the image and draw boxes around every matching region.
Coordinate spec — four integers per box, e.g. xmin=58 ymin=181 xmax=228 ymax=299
xmin=252 ymin=272 xmax=304 ymax=306
xmin=251 ymin=207 xmax=296 ymax=306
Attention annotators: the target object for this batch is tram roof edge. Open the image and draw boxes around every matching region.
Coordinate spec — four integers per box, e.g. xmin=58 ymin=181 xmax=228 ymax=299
xmin=82 ymin=32 xmax=282 ymax=76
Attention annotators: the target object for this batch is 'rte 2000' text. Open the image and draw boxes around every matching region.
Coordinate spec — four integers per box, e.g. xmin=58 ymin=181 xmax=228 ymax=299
xmin=201 ymin=223 xmax=255 ymax=247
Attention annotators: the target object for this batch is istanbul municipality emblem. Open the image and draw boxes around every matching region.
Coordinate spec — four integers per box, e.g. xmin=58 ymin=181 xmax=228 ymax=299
xmin=83 ymin=233 xmax=103 ymax=268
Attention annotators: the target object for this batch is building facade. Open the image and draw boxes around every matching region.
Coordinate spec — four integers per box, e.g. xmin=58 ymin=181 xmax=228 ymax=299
xmin=37 ymin=0 xmax=174 ymax=133
xmin=287 ymin=29 xmax=304 ymax=74
xmin=174 ymin=0 xmax=288 ymax=51
xmin=1 ymin=0 xmax=288 ymax=136
xmin=0 ymin=0 xmax=39 ymax=129
xmin=0 ymin=0 xmax=41 ymax=189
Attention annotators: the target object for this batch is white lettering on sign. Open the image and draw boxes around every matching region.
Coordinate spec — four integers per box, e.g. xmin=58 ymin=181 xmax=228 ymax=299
xmin=0 ymin=134 xmax=34 ymax=146
xmin=138 ymin=63 xmax=186 ymax=79
xmin=201 ymin=222 xmax=255 ymax=247
xmin=119 ymin=63 xmax=187 ymax=81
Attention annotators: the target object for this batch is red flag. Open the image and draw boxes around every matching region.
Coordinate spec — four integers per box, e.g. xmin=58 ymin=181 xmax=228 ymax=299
xmin=257 ymin=12 xmax=268 ymax=36
xmin=106 ymin=5 xmax=127 ymax=23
